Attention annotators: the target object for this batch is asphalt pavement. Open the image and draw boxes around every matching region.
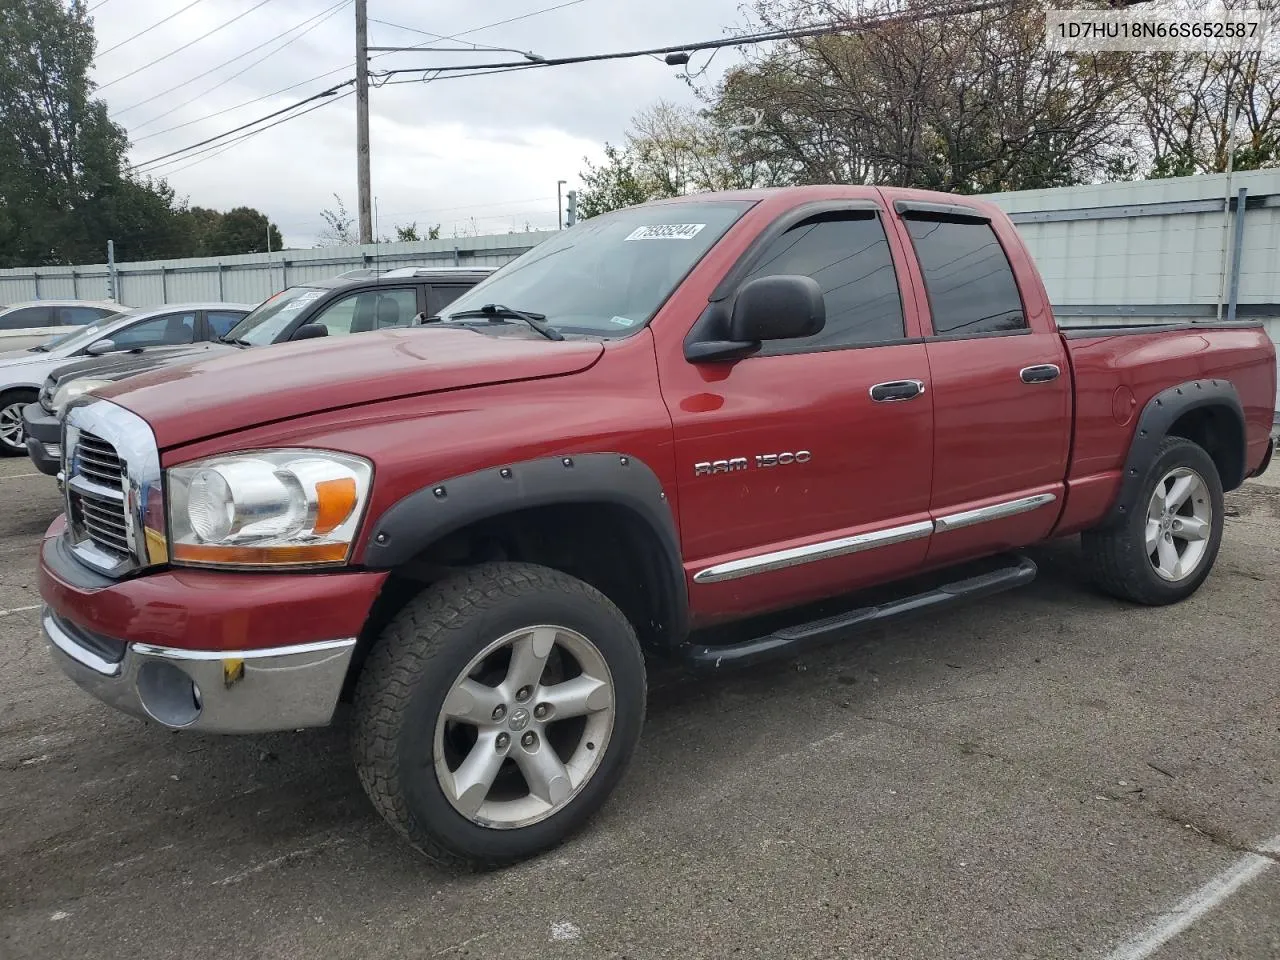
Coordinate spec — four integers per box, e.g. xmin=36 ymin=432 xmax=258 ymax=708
xmin=1 ymin=455 xmax=1276 ymax=960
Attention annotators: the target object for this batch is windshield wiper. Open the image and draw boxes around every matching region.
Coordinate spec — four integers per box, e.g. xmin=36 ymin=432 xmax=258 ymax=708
xmin=431 ymin=303 xmax=564 ymax=342
xmin=217 ymin=336 xmax=253 ymax=347
xmin=29 ymin=345 xmax=50 ymax=352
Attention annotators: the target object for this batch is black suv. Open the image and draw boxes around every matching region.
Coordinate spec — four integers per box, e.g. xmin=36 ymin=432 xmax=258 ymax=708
xmin=24 ymin=267 xmax=492 ymax=477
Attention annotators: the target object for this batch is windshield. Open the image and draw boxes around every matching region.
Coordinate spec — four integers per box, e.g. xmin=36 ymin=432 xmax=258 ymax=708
xmin=226 ymin=287 xmax=327 ymax=345
xmin=37 ymin=311 xmax=133 ymax=352
xmin=436 ymin=201 xmax=753 ymax=337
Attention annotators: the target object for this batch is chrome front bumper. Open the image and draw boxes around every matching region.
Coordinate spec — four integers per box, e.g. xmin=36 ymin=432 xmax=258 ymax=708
xmin=43 ymin=607 xmax=356 ymax=734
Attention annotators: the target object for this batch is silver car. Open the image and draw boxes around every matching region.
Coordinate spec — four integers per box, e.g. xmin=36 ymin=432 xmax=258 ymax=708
xmin=0 ymin=302 xmax=253 ymax=455
xmin=0 ymin=299 xmax=122 ymax=352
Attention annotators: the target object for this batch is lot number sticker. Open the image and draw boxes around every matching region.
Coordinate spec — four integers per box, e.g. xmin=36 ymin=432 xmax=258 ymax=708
xmin=624 ymin=223 xmax=706 ymax=241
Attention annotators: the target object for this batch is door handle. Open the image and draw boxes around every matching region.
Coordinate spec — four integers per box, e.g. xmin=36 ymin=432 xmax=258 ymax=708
xmin=869 ymin=379 xmax=926 ymax=402
xmin=1020 ymin=364 xmax=1061 ymax=384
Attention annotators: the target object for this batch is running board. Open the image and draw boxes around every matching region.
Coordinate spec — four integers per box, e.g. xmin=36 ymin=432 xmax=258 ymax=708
xmin=682 ymin=555 xmax=1038 ymax=671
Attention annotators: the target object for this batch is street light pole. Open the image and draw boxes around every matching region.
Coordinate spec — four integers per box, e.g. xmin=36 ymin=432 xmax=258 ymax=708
xmin=557 ymin=180 xmax=567 ymax=229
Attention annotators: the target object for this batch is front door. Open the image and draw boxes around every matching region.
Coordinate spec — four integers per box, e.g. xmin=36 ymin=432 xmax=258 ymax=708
xmin=660 ymin=205 xmax=936 ymax=623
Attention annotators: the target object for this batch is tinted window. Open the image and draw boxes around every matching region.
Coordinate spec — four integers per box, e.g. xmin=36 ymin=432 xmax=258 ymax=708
xmin=59 ymin=306 xmax=114 ymax=325
xmin=309 ymin=288 xmax=418 ymax=336
xmin=0 ymin=305 xmax=54 ymax=330
xmin=206 ymin=310 xmax=246 ymax=337
xmin=106 ymin=312 xmax=196 ymax=350
xmin=741 ymin=213 xmax=904 ymax=354
xmin=429 ymin=285 xmax=471 ymax=315
xmin=904 ymin=218 xmax=1026 ymax=336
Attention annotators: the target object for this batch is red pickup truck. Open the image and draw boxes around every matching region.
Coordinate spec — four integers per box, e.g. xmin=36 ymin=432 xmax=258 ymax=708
xmin=38 ymin=186 xmax=1276 ymax=867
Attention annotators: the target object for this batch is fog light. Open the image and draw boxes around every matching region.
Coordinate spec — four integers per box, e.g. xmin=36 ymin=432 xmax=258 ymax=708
xmin=136 ymin=660 xmax=202 ymax=727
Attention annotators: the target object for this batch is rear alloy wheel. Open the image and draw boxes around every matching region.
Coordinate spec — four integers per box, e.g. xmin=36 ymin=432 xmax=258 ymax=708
xmin=1145 ymin=466 xmax=1213 ymax=582
xmin=0 ymin=393 xmax=35 ymax=456
xmin=1082 ymin=436 xmax=1224 ymax=605
xmin=352 ymin=562 xmax=646 ymax=868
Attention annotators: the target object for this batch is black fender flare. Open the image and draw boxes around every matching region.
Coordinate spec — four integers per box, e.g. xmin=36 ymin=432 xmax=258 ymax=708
xmin=1104 ymin=378 xmax=1246 ymax=526
xmin=359 ymin=452 xmax=688 ymax=645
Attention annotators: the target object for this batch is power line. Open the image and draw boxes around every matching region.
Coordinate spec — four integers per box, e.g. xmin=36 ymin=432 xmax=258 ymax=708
xmin=88 ymin=0 xmax=114 ymax=10
xmin=133 ymin=81 xmax=353 ymax=171
xmin=97 ymin=0 xmax=207 ymax=57
xmin=124 ymin=0 xmax=591 ymax=170
xmin=368 ymin=0 xmax=588 ymax=57
xmin=127 ymin=0 xmax=352 ymax=131
xmin=118 ymin=0 xmax=349 ymax=118
xmin=130 ymin=66 xmax=354 ymax=141
xmin=372 ymin=0 xmax=1013 ymax=79
xmin=96 ymin=0 xmax=276 ymax=92
xmin=148 ymin=92 xmax=355 ymax=176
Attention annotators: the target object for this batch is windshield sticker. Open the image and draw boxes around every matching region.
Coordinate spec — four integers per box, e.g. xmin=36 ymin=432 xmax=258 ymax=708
xmin=624 ymin=223 xmax=707 ymax=241
xmin=609 ymin=315 xmax=637 ymax=327
xmin=278 ymin=290 xmax=324 ymax=312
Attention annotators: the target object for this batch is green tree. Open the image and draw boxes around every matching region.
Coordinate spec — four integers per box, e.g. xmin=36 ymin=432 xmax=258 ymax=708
xmin=0 ymin=0 xmax=130 ymax=265
xmin=202 ymin=206 xmax=282 ymax=255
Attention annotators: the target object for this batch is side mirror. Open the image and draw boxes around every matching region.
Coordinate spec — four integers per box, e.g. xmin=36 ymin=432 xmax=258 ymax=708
xmin=85 ymin=339 xmax=116 ymax=356
xmin=291 ymin=323 xmax=328 ymax=342
xmin=728 ymin=275 xmax=825 ymax=343
xmin=684 ymin=275 xmax=826 ymax=363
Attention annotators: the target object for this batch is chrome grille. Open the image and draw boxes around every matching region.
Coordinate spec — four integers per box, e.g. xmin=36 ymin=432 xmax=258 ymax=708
xmin=67 ymin=429 xmax=131 ymax=565
xmin=62 ymin=399 xmax=167 ymax=578
xmin=75 ymin=431 xmax=125 ymax=487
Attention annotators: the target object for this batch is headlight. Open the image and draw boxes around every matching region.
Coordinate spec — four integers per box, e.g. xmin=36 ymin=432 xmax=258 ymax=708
xmin=52 ymin=377 xmax=112 ymax=414
xmin=166 ymin=450 xmax=373 ymax=568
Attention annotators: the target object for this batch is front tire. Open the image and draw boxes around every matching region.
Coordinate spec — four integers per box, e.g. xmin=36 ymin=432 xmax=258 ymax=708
xmin=0 ymin=390 xmax=36 ymax=457
xmin=351 ymin=562 xmax=646 ymax=868
xmin=1082 ymin=436 xmax=1224 ymax=605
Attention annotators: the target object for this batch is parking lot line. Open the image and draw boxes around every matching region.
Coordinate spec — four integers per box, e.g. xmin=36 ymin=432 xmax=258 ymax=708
xmin=0 ymin=473 xmax=43 ymax=481
xmin=0 ymin=604 xmax=41 ymax=617
xmin=1103 ymin=834 xmax=1280 ymax=960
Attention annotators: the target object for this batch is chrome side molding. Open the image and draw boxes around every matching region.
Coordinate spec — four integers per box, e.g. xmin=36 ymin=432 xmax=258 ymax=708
xmin=933 ymin=492 xmax=1057 ymax=532
xmin=692 ymin=520 xmax=933 ymax=584
xmin=692 ymin=493 xmax=1058 ymax=584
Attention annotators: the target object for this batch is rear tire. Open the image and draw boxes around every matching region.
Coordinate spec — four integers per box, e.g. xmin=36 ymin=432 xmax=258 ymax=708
xmin=0 ymin=389 xmax=36 ymax=457
xmin=1082 ymin=436 xmax=1224 ymax=605
xmin=351 ymin=561 xmax=646 ymax=868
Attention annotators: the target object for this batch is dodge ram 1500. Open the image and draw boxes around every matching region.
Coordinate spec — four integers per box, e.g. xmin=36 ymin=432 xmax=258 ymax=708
xmin=37 ymin=186 xmax=1277 ymax=867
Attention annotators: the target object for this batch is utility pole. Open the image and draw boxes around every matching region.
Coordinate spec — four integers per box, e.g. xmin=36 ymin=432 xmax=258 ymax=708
xmin=557 ymin=180 xmax=566 ymax=229
xmin=355 ymin=0 xmax=373 ymax=244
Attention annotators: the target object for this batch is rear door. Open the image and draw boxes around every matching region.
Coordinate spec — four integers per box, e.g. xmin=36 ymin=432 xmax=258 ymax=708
xmin=889 ymin=200 xmax=1069 ymax=565
xmin=665 ymin=202 xmax=936 ymax=621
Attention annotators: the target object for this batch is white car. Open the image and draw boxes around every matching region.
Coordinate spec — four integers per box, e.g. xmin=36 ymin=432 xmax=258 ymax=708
xmin=0 ymin=299 xmax=123 ymax=351
xmin=0 ymin=302 xmax=253 ymax=455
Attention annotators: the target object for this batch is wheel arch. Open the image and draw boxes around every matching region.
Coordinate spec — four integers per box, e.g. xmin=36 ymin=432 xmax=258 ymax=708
xmin=1104 ymin=378 xmax=1246 ymax=527
xmin=357 ymin=453 xmax=688 ymax=652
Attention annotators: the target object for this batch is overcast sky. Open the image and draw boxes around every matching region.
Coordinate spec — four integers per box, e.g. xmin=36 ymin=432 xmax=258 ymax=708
xmin=88 ymin=0 xmax=747 ymax=248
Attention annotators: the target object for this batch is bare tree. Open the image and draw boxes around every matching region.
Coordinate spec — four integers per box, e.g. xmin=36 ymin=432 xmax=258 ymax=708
xmin=317 ymin=193 xmax=356 ymax=245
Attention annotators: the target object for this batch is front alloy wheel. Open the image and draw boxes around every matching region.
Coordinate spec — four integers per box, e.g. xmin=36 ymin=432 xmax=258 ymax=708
xmin=435 ymin=624 xmax=615 ymax=828
xmin=352 ymin=562 xmax=646 ymax=868
xmin=0 ymin=398 xmax=28 ymax=456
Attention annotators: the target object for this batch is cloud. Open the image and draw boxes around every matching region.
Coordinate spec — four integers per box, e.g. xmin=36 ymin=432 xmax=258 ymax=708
xmin=93 ymin=0 xmax=745 ymax=247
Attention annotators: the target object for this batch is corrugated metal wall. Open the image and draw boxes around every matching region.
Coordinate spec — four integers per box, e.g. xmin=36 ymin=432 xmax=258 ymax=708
xmin=0 ymin=232 xmax=556 ymax=308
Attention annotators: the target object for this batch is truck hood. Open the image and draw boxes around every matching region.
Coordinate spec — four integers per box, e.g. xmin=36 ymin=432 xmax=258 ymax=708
xmin=48 ymin=343 xmax=234 ymax=388
xmin=98 ymin=327 xmax=605 ymax=449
